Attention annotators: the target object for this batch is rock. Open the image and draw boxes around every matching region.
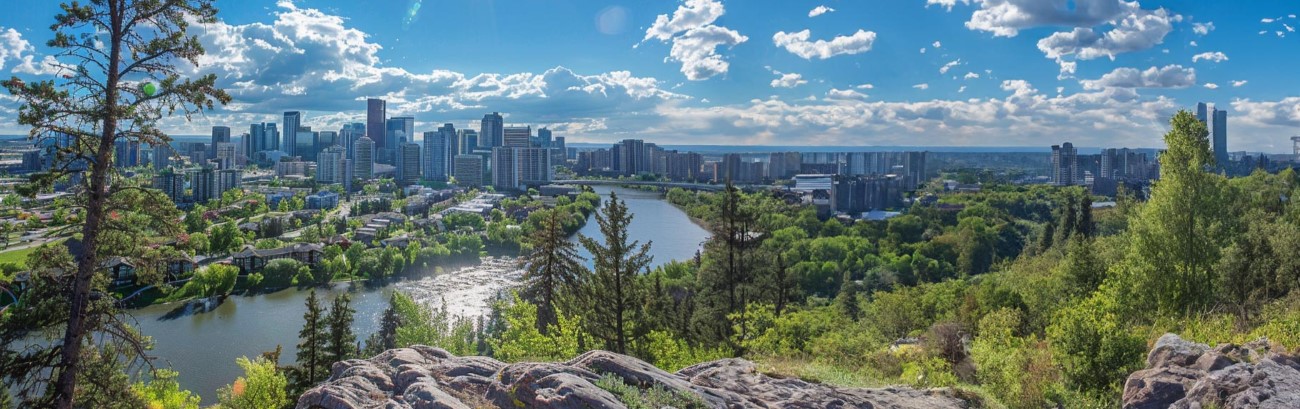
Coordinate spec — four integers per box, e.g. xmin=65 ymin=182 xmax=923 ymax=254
xmin=296 ymin=348 xmax=976 ymax=409
xmin=1122 ymin=334 xmax=1300 ymax=409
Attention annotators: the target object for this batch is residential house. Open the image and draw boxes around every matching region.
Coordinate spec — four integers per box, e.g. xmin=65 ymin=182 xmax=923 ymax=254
xmin=231 ymin=243 xmax=325 ymax=274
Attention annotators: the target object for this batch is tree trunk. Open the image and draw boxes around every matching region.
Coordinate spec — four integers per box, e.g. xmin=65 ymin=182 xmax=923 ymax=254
xmin=53 ymin=3 xmax=124 ymax=407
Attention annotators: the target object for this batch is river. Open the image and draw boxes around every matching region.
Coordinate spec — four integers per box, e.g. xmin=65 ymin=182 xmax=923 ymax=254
xmin=129 ymin=186 xmax=710 ymax=403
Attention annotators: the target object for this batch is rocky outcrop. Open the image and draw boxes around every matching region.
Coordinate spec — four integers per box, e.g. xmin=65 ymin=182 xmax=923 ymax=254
xmin=1122 ymin=333 xmax=1300 ymax=409
xmin=297 ymin=347 xmax=975 ymax=409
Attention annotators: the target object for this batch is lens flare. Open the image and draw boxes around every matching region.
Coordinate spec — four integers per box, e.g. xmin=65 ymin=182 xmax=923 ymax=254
xmin=402 ymin=0 xmax=423 ymax=30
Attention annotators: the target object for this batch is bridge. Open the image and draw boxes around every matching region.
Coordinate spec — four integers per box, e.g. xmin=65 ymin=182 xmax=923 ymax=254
xmin=550 ymin=180 xmax=768 ymax=192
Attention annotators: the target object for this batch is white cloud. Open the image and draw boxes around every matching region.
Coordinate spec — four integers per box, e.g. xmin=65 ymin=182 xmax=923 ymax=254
xmin=1189 ymin=40 xmax=1197 ymax=47
xmin=958 ymin=86 xmax=967 ymax=93
xmin=926 ymin=0 xmax=970 ymax=11
xmin=1191 ymin=51 xmax=1228 ymax=63
xmin=1192 ymin=22 xmax=1214 ymax=35
xmin=1286 ymin=24 xmax=1296 ymax=32
xmin=1036 ymin=6 xmax=1181 ymax=62
xmin=642 ymin=0 xmax=748 ymax=80
xmin=0 ymin=27 xmax=65 ymax=75
xmin=920 ymin=47 xmax=928 ymax=54
xmin=1079 ymin=65 xmax=1197 ymax=90
xmin=1234 ymin=98 xmax=1300 ymax=128
xmin=913 ymin=83 xmax=930 ymax=90
xmin=770 ymin=72 xmax=807 ymax=88
xmin=964 ymin=0 xmax=1133 ymax=37
xmin=964 ymin=72 xmax=980 ymax=80
xmin=1262 ymin=18 xmax=1276 ymax=23
xmin=773 ymin=29 xmax=877 ymax=60
xmin=0 ymin=28 xmax=30 ymax=72
xmin=939 ymin=59 xmax=962 ymax=74
xmin=1260 ymin=30 xmax=1268 ymax=35
xmin=933 ymin=40 xmax=942 ymax=48
xmin=856 ymin=83 xmax=875 ymax=89
xmin=1203 ymin=83 xmax=1218 ymax=89
xmin=1232 ymin=80 xmax=1248 ymax=87
xmin=808 ymin=5 xmax=835 ymax=17
xmin=826 ymin=88 xmax=868 ymax=100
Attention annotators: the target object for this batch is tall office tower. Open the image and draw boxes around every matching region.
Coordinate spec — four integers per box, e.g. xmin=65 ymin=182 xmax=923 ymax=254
xmin=114 ymin=139 xmax=141 ymax=168
xmin=382 ymin=116 xmax=414 ymax=164
xmin=438 ymin=123 xmax=458 ymax=173
xmin=480 ymin=112 xmax=504 ymax=148
xmin=367 ymin=98 xmax=387 ymax=150
xmin=537 ymin=127 xmax=552 ymax=147
xmin=552 ymin=136 xmax=566 ymax=164
xmin=216 ymin=168 xmax=243 ymax=196
xmin=246 ymin=123 xmax=263 ymax=159
xmin=424 ymin=131 xmax=448 ymax=181
xmin=1213 ymin=108 xmax=1228 ymax=166
xmin=296 ymin=126 xmax=317 ymax=161
xmin=152 ymin=143 xmax=172 ymax=170
xmin=353 ymin=136 xmax=375 ymax=180
xmin=152 ymin=168 xmax=186 ymax=203
xmin=283 ymin=111 xmax=301 ymax=156
xmin=1051 ymin=142 xmax=1079 ymax=186
xmin=265 ymin=123 xmax=280 ymax=152
xmin=454 ymin=154 xmax=484 ymax=187
xmin=214 ymin=142 xmax=237 ymax=169
xmin=903 ymin=151 xmax=927 ymax=188
xmin=317 ymin=131 xmax=338 ymax=151
xmin=210 ymin=126 xmax=230 ymax=158
xmin=189 ymin=167 xmax=216 ymax=203
xmin=503 ymin=125 xmax=531 ymax=148
xmin=458 ymin=129 xmax=478 ymax=154
xmin=340 ymin=123 xmax=365 ymax=160
xmin=491 ymin=147 xmax=518 ymax=190
xmin=397 ymin=138 xmax=422 ymax=186
xmin=317 ymin=145 xmax=347 ymax=184
xmin=615 ymin=139 xmax=647 ymax=175
xmin=1196 ymin=102 xmax=1209 ymax=123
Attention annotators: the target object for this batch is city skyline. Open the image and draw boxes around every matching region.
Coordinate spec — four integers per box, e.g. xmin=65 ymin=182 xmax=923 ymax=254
xmin=1 ymin=1 xmax=1299 ymax=151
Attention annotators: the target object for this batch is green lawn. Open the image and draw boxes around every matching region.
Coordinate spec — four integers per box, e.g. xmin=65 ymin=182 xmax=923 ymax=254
xmin=0 ymin=245 xmax=38 ymax=268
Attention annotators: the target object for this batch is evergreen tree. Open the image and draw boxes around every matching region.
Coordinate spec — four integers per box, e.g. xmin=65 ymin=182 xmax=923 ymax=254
xmin=1055 ymin=193 xmax=1078 ymax=245
xmin=1037 ymin=217 xmax=1056 ymax=253
xmin=522 ymin=209 xmax=584 ymax=334
xmin=325 ymin=293 xmax=358 ymax=365
xmin=0 ymin=1 xmax=228 ymax=405
xmin=365 ymin=293 xmax=404 ymax=355
xmin=1076 ymin=192 xmax=1094 ymax=238
xmin=578 ymin=192 xmax=653 ymax=354
xmin=692 ymin=184 xmax=758 ymax=353
xmin=296 ymin=291 xmax=328 ymax=386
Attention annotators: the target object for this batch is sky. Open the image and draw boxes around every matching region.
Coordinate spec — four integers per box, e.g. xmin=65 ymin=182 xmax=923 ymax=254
xmin=0 ymin=0 xmax=1298 ymax=151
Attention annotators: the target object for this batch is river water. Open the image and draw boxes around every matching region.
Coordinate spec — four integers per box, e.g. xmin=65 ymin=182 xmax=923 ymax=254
xmin=129 ymin=186 xmax=709 ymax=403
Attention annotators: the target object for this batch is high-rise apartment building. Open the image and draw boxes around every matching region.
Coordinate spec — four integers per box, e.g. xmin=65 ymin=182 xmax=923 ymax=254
xmin=537 ymin=127 xmax=552 ymax=147
xmin=397 ymin=138 xmax=422 ymax=186
xmin=283 ymin=111 xmax=301 ymax=156
xmin=480 ymin=112 xmax=504 ymax=148
xmin=424 ymin=131 xmax=448 ymax=181
xmin=503 ymin=125 xmax=531 ymax=148
xmin=353 ymin=136 xmax=375 ymax=180
xmin=1213 ymin=108 xmax=1228 ymax=166
xmin=1051 ymin=142 xmax=1079 ymax=186
xmin=152 ymin=168 xmax=186 ymax=203
xmin=317 ymin=145 xmax=347 ymax=184
xmin=340 ymin=123 xmax=364 ymax=160
xmin=114 ymin=140 xmax=141 ymax=168
xmin=190 ymin=167 xmax=216 ymax=203
xmin=152 ymin=143 xmax=173 ymax=170
xmin=491 ymin=147 xmax=517 ymax=190
xmin=210 ymin=126 xmax=230 ymax=158
xmin=615 ymin=139 xmax=648 ymax=175
xmin=767 ymin=152 xmax=803 ymax=180
xmin=458 ymin=129 xmax=478 ymax=154
xmin=454 ymin=154 xmax=484 ymax=187
xmin=214 ymin=142 xmax=237 ymax=169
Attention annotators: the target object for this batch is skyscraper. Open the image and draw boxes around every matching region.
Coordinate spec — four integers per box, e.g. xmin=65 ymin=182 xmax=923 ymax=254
xmin=439 ymin=123 xmax=458 ymax=167
xmin=152 ymin=168 xmax=186 ymax=203
xmin=317 ymin=145 xmax=347 ymax=184
xmin=615 ymin=139 xmax=647 ymax=175
xmin=210 ymin=126 xmax=230 ymax=158
xmin=297 ymin=126 xmax=317 ymax=161
xmin=214 ymin=142 xmax=237 ymax=169
xmin=1051 ymin=142 xmax=1079 ymax=186
xmin=189 ymin=167 xmax=216 ymax=203
xmin=424 ymin=131 xmax=448 ymax=181
xmin=1196 ymin=102 xmax=1208 ymax=123
xmin=340 ymin=123 xmax=365 ymax=160
xmin=458 ymin=129 xmax=478 ymax=154
xmin=1213 ymin=108 xmax=1228 ymax=166
xmin=503 ymin=125 xmax=531 ymax=148
xmin=492 ymin=147 xmax=517 ymax=190
xmin=480 ymin=112 xmax=504 ymax=148
xmin=538 ymin=127 xmax=552 ymax=147
xmin=367 ymin=98 xmax=386 ymax=150
xmin=386 ymin=117 xmax=415 ymax=152
xmin=114 ymin=140 xmax=141 ymax=168
xmin=397 ymin=138 xmax=422 ymax=186
xmin=152 ymin=143 xmax=173 ymax=170
xmin=283 ymin=111 xmax=301 ymax=156
xmin=353 ymin=136 xmax=375 ymax=180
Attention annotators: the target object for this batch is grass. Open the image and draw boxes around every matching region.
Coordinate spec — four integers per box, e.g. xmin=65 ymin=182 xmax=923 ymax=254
xmin=0 ymin=245 xmax=39 ymax=268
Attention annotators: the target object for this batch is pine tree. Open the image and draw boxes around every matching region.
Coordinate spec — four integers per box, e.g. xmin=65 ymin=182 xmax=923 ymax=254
xmin=522 ymin=209 xmax=584 ymax=334
xmin=692 ymin=183 xmax=758 ymax=353
xmin=1037 ymin=216 xmax=1057 ymax=253
xmin=1076 ymin=193 xmax=1094 ymax=238
xmin=1055 ymin=193 xmax=1077 ymax=245
xmin=325 ymin=293 xmax=358 ymax=365
xmin=366 ymin=293 xmax=404 ymax=355
xmin=296 ymin=291 xmax=328 ymax=385
xmin=577 ymin=192 xmax=653 ymax=354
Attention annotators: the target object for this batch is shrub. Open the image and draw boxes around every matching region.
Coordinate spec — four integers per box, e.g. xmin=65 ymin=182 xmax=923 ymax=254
xmin=1046 ymin=293 xmax=1144 ymax=395
xmin=593 ymin=374 xmax=708 ymax=409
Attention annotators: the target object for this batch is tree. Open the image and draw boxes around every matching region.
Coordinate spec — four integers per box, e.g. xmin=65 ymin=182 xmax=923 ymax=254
xmin=216 ymin=357 xmax=289 ymax=409
xmin=1 ymin=1 xmax=229 ymax=404
xmin=325 ymin=293 xmax=357 ymax=365
xmin=296 ymin=291 xmax=329 ymax=388
xmin=1121 ymin=110 xmax=1237 ymax=315
xmin=130 ymin=369 xmax=200 ymax=409
xmin=365 ymin=293 xmax=404 ymax=355
xmin=521 ymin=209 xmax=584 ymax=334
xmin=693 ymin=184 xmax=759 ymax=353
xmin=578 ymin=192 xmax=652 ymax=354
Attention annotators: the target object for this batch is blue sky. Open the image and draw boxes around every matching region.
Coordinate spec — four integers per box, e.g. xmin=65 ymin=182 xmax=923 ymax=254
xmin=1 ymin=0 xmax=1299 ymax=151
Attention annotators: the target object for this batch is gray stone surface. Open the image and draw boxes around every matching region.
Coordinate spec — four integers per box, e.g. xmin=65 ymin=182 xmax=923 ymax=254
xmin=1122 ymin=333 xmax=1300 ymax=409
xmin=296 ymin=347 xmax=975 ymax=409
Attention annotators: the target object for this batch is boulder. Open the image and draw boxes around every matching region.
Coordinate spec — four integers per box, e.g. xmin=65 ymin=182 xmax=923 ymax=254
xmin=1122 ymin=333 xmax=1300 ymax=409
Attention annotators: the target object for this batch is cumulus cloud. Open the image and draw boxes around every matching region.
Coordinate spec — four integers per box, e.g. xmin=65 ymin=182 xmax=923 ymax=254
xmin=826 ymin=88 xmax=868 ymax=100
xmin=770 ymin=72 xmax=807 ymax=88
xmin=964 ymin=72 xmax=980 ymax=80
xmin=1232 ymin=80 xmax=1248 ymax=87
xmin=1191 ymin=51 xmax=1228 ymax=63
xmin=920 ymin=47 xmax=928 ymax=54
xmin=773 ymin=29 xmax=877 ymax=60
xmin=939 ymin=59 xmax=962 ymax=74
xmin=933 ymin=40 xmax=942 ymax=48
xmin=1262 ymin=18 xmax=1276 ymax=23
xmin=964 ymin=0 xmax=1133 ymax=37
xmin=856 ymin=83 xmax=875 ymax=89
xmin=1189 ymin=41 xmax=1197 ymax=47
xmin=808 ymin=5 xmax=835 ymax=17
xmin=913 ymin=83 xmax=930 ymax=90
xmin=1233 ymin=98 xmax=1300 ymax=128
xmin=1192 ymin=22 xmax=1215 ymax=35
xmin=1079 ymin=65 xmax=1196 ymax=90
xmin=0 ymin=27 xmax=65 ymax=75
xmin=926 ymin=0 xmax=970 ymax=12
xmin=1036 ymin=6 xmax=1181 ymax=62
xmin=642 ymin=0 xmax=748 ymax=80
xmin=1203 ymin=83 xmax=1218 ymax=89
xmin=958 ymin=86 xmax=967 ymax=93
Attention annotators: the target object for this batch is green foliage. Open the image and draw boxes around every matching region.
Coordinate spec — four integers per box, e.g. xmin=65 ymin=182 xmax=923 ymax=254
xmin=216 ymin=357 xmax=289 ymax=409
xmin=388 ymin=292 xmax=479 ymax=356
xmin=261 ymin=259 xmax=301 ymax=288
xmin=131 ymin=369 xmax=200 ymax=409
xmin=970 ymin=309 xmax=1062 ymax=409
xmin=1046 ymin=293 xmax=1145 ymax=395
xmin=325 ymin=293 xmax=358 ymax=365
xmin=593 ymin=374 xmax=709 ymax=409
xmin=167 ymin=264 xmax=238 ymax=300
xmin=578 ymin=192 xmax=652 ymax=354
xmin=489 ymin=294 xmax=582 ymax=362
xmin=295 ymin=291 xmax=329 ymax=387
